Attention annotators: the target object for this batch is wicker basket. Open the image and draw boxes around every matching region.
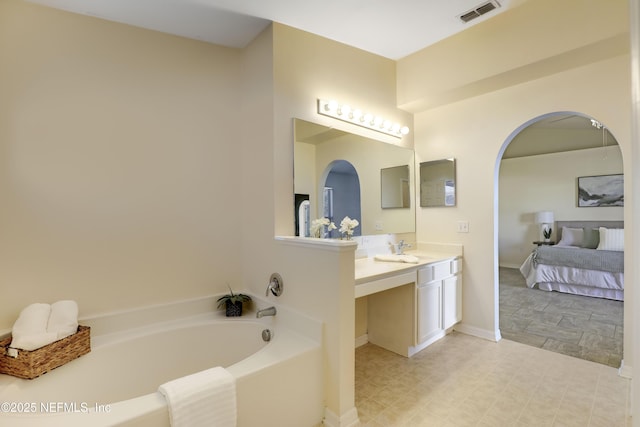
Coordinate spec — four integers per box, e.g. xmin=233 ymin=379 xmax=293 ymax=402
xmin=0 ymin=325 xmax=90 ymax=379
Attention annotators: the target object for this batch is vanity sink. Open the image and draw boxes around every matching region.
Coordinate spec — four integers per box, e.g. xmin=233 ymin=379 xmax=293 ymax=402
xmin=373 ymin=254 xmax=420 ymax=264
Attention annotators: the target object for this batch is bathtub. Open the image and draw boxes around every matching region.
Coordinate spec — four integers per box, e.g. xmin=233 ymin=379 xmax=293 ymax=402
xmin=0 ymin=296 xmax=324 ymax=426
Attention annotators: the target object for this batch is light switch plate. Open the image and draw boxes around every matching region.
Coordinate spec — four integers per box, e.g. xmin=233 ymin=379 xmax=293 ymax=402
xmin=457 ymin=221 xmax=469 ymax=233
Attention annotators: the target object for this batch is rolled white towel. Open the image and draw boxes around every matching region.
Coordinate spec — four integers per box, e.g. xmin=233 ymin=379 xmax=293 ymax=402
xmin=48 ymin=300 xmax=79 ymax=340
xmin=11 ymin=303 xmax=51 ymax=336
xmin=10 ymin=303 xmax=57 ymax=351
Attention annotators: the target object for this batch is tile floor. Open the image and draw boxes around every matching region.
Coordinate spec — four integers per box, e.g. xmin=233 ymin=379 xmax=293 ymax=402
xmin=499 ymin=267 xmax=623 ymax=368
xmin=355 ymin=332 xmax=630 ymax=426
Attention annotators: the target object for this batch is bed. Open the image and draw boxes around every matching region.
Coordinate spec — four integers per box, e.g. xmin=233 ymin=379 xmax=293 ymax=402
xmin=519 ymin=220 xmax=624 ymax=300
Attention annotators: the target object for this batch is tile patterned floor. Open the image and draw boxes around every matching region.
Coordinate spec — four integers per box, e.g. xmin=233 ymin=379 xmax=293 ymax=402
xmin=499 ymin=267 xmax=623 ymax=368
xmin=355 ymin=332 xmax=630 ymax=426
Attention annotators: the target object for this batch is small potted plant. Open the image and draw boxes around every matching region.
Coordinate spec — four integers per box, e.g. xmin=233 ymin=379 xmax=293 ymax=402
xmin=543 ymin=227 xmax=552 ymax=242
xmin=217 ymin=285 xmax=252 ymax=317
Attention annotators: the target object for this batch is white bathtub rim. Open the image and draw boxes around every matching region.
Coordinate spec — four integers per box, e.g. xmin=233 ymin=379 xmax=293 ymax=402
xmin=1 ymin=325 xmax=320 ymax=426
xmin=1 ymin=298 xmax=323 ymax=427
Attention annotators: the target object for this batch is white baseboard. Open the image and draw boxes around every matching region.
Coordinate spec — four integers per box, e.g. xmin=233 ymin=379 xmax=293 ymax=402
xmin=323 ymin=407 xmax=360 ymax=427
xmin=618 ymin=359 xmax=633 ymax=379
xmin=355 ymin=334 xmax=368 ymax=348
xmin=454 ymin=323 xmax=501 ymax=342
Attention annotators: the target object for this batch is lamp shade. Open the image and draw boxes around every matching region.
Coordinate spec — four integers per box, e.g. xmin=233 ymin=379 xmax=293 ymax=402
xmin=535 ymin=211 xmax=554 ymax=224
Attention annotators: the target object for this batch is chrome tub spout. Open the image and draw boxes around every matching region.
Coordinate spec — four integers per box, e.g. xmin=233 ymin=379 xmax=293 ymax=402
xmin=256 ymin=306 xmax=277 ymax=318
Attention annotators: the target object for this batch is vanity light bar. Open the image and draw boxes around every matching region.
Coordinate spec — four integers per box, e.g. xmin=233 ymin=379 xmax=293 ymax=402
xmin=317 ymin=99 xmax=410 ymax=138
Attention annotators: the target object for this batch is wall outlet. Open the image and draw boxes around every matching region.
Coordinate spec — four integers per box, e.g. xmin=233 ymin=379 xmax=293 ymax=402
xmin=457 ymin=221 xmax=469 ymax=233
xmin=375 ymin=221 xmax=383 ymax=231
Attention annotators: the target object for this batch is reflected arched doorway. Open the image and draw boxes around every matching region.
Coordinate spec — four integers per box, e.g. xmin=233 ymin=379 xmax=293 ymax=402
xmin=322 ymin=160 xmax=361 ymax=238
xmin=496 ymin=111 xmax=624 ymax=368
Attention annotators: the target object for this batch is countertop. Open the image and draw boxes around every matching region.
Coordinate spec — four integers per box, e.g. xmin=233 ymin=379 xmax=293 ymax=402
xmin=355 ymin=251 xmax=460 ymax=297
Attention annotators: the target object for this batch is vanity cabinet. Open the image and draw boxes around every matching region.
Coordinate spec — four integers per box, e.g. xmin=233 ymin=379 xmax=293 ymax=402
xmin=415 ymin=257 xmax=462 ymax=350
xmin=356 ymin=252 xmax=462 ymax=358
xmin=416 ymin=280 xmax=442 ymax=344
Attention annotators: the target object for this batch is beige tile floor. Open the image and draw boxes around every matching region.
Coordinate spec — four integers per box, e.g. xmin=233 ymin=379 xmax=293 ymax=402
xmin=355 ymin=332 xmax=630 ymax=426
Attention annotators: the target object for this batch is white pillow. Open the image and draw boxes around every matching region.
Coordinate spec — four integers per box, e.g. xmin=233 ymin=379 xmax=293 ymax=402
xmin=596 ymin=227 xmax=624 ymax=251
xmin=556 ymin=227 xmax=583 ymax=247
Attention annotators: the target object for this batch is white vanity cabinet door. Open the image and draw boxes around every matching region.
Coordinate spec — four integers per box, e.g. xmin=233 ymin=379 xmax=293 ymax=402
xmin=416 ymin=280 xmax=442 ymax=345
xmin=443 ymin=274 xmax=461 ymax=330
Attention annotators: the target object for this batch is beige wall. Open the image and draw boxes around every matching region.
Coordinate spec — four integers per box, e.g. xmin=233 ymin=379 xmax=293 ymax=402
xmin=0 ymin=0 xmax=244 ymax=329
xmin=397 ymin=0 xmax=629 ymax=112
xmin=499 ymin=147 xmax=624 ymax=268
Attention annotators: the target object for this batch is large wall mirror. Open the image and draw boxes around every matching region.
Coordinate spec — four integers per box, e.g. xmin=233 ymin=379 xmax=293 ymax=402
xmin=294 ymin=118 xmax=415 ymax=236
xmin=419 ymin=158 xmax=456 ymax=207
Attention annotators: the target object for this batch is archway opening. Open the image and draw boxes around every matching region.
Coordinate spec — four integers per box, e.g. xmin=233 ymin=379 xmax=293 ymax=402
xmin=496 ymin=111 xmax=624 ymax=367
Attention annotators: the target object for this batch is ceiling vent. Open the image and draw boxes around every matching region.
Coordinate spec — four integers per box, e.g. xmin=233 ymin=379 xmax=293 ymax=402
xmin=459 ymin=0 xmax=501 ymax=23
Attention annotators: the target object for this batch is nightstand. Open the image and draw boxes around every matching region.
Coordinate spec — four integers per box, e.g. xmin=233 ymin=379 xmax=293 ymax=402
xmin=533 ymin=241 xmax=555 ymax=246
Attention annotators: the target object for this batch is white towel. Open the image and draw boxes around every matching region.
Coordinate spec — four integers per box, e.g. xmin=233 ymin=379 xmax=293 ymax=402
xmin=47 ymin=300 xmax=79 ymax=340
xmin=374 ymin=254 xmax=420 ymax=264
xmin=10 ymin=303 xmax=58 ymax=351
xmin=10 ymin=300 xmax=80 ymax=351
xmin=158 ymin=367 xmax=236 ymax=427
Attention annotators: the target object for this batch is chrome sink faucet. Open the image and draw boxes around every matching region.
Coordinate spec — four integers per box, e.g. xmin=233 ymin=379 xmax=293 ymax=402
xmin=256 ymin=306 xmax=277 ymax=318
xmin=393 ymin=240 xmax=412 ymax=255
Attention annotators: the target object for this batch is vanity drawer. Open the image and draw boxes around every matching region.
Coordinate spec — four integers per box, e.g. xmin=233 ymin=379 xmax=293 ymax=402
xmin=418 ymin=261 xmax=452 ymax=284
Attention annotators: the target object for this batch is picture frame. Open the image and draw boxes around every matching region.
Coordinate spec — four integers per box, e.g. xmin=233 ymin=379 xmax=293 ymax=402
xmin=577 ymin=174 xmax=623 ymax=207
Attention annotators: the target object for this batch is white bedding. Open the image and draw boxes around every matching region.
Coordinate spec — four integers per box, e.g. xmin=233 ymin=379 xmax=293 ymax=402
xmin=519 ymin=252 xmax=624 ymax=301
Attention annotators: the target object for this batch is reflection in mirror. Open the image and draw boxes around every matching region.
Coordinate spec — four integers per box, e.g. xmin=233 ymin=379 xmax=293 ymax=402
xmin=420 ymin=158 xmax=456 ymax=207
xmin=324 ymin=160 xmax=361 ymax=238
xmin=294 ymin=118 xmax=415 ymax=235
xmin=381 ymin=165 xmax=410 ymax=209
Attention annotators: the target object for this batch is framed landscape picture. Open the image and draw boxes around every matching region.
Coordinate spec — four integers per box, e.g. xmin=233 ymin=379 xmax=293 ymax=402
xmin=577 ymin=174 xmax=624 ymax=207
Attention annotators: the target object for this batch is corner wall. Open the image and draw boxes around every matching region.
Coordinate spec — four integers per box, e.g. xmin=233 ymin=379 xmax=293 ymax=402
xmin=0 ymin=0 xmax=243 ymax=329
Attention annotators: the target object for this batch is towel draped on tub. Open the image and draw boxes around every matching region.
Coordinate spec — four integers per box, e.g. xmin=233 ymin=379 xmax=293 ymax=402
xmin=158 ymin=366 xmax=236 ymax=427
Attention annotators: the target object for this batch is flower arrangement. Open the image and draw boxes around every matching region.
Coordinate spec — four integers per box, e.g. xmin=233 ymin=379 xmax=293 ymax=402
xmin=339 ymin=216 xmax=359 ymax=240
xmin=310 ymin=217 xmax=336 ymax=238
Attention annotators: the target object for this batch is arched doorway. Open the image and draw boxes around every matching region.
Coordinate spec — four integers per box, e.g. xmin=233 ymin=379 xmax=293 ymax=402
xmin=496 ymin=111 xmax=624 ymax=367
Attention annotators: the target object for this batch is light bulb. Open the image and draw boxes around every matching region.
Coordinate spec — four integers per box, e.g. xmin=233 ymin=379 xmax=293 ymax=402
xmin=400 ymin=126 xmax=410 ymax=135
xmin=327 ymin=100 xmax=338 ymax=112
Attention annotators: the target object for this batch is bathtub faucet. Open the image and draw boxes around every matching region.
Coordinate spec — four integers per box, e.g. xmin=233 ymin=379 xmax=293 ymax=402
xmin=256 ymin=306 xmax=277 ymax=318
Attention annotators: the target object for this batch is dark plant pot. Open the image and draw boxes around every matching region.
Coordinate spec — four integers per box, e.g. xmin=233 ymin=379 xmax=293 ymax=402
xmin=225 ymin=301 xmax=243 ymax=317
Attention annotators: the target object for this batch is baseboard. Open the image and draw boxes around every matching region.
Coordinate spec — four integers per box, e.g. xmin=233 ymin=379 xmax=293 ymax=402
xmin=618 ymin=359 xmax=633 ymax=379
xmin=355 ymin=334 xmax=368 ymax=348
xmin=454 ymin=323 xmax=501 ymax=342
xmin=323 ymin=407 xmax=359 ymax=427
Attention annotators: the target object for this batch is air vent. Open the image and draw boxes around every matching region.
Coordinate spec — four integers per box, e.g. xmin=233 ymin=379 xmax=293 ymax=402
xmin=459 ymin=0 xmax=500 ymax=23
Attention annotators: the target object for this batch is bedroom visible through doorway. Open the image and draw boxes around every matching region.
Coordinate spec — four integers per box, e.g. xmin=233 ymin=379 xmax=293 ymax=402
xmin=497 ymin=112 xmax=625 ymax=368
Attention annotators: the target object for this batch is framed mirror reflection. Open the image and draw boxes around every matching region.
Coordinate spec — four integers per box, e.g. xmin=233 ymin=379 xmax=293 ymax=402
xmin=294 ymin=118 xmax=415 ymax=236
xmin=419 ymin=158 xmax=456 ymax=207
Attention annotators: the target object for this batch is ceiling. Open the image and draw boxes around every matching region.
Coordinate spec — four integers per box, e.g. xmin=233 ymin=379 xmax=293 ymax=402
xmin=26 ymin=0 xmax=524 ymax=60
xmin=504 ymin=114 xmax=618 ymax=159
